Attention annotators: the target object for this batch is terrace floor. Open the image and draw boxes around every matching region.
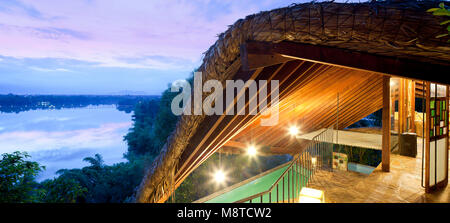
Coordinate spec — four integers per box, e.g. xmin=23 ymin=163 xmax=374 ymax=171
xmin=309 ymin=151 xmax=450 ymax=203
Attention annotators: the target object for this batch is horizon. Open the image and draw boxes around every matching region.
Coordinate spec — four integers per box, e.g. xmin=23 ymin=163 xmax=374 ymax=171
xmin=0 ymin=92 xmax=162 ymax=96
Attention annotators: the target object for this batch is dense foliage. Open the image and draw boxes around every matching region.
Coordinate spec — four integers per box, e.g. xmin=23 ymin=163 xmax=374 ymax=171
xmin=347 ymin=109 xmax=382 ymax=129
xmin=124 ymin=84 xmax=181 ymax=157
xmin=334 ymin=144 xmax=382 ymax=168
xmin=124 ymin=100 xmax=160 ymax=156
xmin=38 ymin=177 xmax=87 ymax=203
xmin=0 ymin=152 xmax=44 ymax=203
xmin=428 ymin=2 xmax=450 ymax=41
xmin=53 ymin=154 xmax=149 ymax=203
xmin=0 ymin=152 xmax=152 ymax=203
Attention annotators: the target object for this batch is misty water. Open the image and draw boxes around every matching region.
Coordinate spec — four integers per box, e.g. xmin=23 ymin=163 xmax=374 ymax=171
xmin=0 ymin=106 xmax=132 ymax=181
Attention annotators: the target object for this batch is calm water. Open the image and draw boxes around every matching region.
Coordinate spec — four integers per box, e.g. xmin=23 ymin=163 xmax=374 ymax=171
xmin=0 ymin=106 xmax=132 ymax=181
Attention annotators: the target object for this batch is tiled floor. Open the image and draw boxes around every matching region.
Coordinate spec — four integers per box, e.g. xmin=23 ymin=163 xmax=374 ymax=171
xmin=309 ymin=152 xmax=450 ymax=203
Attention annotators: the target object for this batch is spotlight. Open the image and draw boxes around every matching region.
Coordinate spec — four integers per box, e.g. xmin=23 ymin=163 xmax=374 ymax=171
xmin=390 ymin=80 xmax=396 ymax=87
xmin=247 ymin=145 xmax=257 ymax=156
xmin=289 ymin=126 xmax=299 ymax=136
xmin=213 ymin=169 xmax=226 ymax=183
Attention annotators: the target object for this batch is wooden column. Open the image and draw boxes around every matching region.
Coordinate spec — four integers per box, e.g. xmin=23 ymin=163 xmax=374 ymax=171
xmin=382 ymin=75 xmax=391 ymax=172
xmin=410 ymin=80 xmax=416 ymax=132
xmin=425 ymin=82 xmax=431 ymax=192
xmin=391 ymin=81 xmax=397 ymax=132
xmin=398 ymin=79 xmax=405 ymax=134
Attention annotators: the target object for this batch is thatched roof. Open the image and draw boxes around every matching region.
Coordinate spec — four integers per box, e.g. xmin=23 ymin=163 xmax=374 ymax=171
xmin=134 ymin=0 xmax=450 ymax=203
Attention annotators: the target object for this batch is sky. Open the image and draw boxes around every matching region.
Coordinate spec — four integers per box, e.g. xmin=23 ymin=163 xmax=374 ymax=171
xmin=0 ymin=0 xmax=306 ymax=95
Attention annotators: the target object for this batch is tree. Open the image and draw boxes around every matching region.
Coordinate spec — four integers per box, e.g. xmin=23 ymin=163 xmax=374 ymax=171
xmin=83 ymin=154 xmax=104 ymax=169
xmin=148 ymin=87 xmax=180 ymax=154
xmin=428 ymin=2 xmax=450 ymax=41
xmin=54 ymin=154 xmax=147 ymax=203
xmin=124 ymin=100 xmax=160 ymax=157
xmin=39 ymin=177 xmax=87 ymax=203
xmin=0 ymin=151 xmax=44 ymax=203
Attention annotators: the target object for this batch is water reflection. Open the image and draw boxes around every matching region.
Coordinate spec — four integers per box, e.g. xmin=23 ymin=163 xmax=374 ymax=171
xmin=0 ymin=107 xmax=132 ymax=181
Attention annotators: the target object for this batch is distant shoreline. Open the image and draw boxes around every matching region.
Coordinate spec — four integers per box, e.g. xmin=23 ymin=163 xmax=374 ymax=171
xmin=0 ymin=94 xmax=161 ymax=114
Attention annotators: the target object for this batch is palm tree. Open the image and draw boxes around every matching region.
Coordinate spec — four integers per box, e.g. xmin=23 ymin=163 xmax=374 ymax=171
xmin=83 ymin=154 xmax=104 ymax=169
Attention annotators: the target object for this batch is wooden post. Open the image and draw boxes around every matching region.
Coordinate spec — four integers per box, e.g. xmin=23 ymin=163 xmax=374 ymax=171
xmin=398 ymin=79 xmax=405 ymax=134
xmin=382 ymin=75 xmax=391 ymax=172
xmin=336 ymin=93 xmax=339 ymax=144
xmin=410 ymin=80 xmax=416 ymax=132
xmin=425 ymin=82 xmax=431 ymax=192
xmin=391 ymin=80 xmax=397 ymax=132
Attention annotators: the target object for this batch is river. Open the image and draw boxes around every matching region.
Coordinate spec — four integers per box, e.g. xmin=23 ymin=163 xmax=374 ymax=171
xmin=0 ymin=105 xmax=132 ymax=181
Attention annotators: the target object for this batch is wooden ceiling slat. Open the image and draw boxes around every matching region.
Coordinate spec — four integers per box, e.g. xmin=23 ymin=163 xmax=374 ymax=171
xmin=174 ymin=66 xmax=264 ymax=182
xmin=234 ymin=63 xmax=331 ymax=140
xmin=237 ymin=67 xmax=383 ymax=148
xmin=214 ymin=62 xmax=324 ymax=147
xmin=250 ymin=67 xmax=359 ymax=146
xmin=174 ymin=58 xmax=392 ymax=189
xmin=307 ymin=75 xmax=383 ymax=130
xmin=236 ymin=64 xmax=330 ymax=143
xmin=175 ymin=60 xmax=306 ymax=185
xmin=263 ymin=73 xmax=382 ymax=147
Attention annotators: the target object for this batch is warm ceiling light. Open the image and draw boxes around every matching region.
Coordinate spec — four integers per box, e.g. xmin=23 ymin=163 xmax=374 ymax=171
xmin=390 ymin=80 xmax=396 ymax=87
xmin=289 ymin=126 xmax=299 ymax=136
xmin=213 ymin=169 xmax=226 ymax=183
xmin=247 ymin=145 xmax=257 ymax=156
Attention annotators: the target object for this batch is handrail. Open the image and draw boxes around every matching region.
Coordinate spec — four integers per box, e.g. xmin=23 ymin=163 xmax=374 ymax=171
xmin=234 ymin=148 xmax=304 ymax=203
xmin=234 ymin=127 xmax=334 ymax=203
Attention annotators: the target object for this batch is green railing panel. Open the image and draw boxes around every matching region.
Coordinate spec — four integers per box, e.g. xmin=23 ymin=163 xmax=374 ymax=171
xmin=205 ymin=164 xmax=311 ymax=203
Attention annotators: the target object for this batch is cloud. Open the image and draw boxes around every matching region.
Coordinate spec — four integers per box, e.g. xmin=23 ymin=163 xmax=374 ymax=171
xmin=0 ymin=0 xmax=309 ymax=94
xmin=0 ymin=24 xmax=90 ymax=41
xmin=29 ymin=66 xmax=72 ymax=72
xmin=32 ymin=116 xmax=73 ymax=123
xmin=32 ymin=27 xmax=91 ymax=40
xmin=0 ymin=120 xmax=131 ymax=180
xmin=0 ymin=0 xmax=62 ymax=21
xmin=0 ymin=122 xmax=132 ymax=153
xmin=31 ymin=146 xmax=127 ymax=181
xmin=0 ymin=0 xmax=44 ymax=19
xmin=0 ymin=0 xmax=302 ymax=70
xmin=107 ymin=55 xmax=197 ymax=70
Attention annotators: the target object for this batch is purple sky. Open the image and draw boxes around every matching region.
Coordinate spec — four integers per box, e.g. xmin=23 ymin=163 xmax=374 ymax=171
xmin=0 ymin=0 xmax=307 ymax=95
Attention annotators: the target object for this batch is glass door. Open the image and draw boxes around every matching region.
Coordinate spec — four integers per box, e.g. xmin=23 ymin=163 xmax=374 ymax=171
xmin=424 ymin=83 xmax=449 ymax=192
